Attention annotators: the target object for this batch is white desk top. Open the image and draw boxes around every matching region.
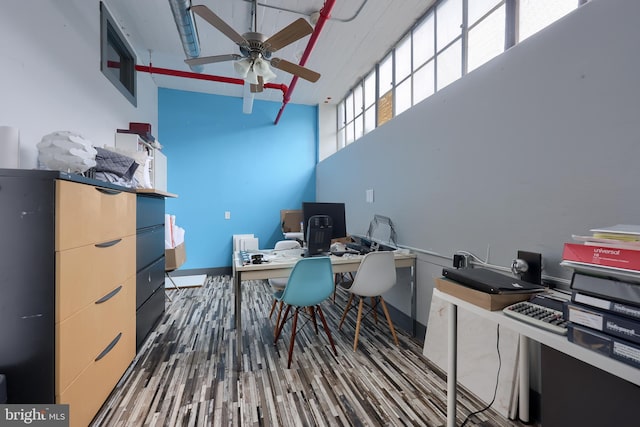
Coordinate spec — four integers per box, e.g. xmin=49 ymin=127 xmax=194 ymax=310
xmin=433 ymin=288 xmax=640 ymax=387
xmin=234 ymin=249 xmax=415 ymax=273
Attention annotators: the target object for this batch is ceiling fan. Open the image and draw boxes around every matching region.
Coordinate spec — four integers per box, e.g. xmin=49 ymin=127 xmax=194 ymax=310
xmin=185 ymin=3 xmax=321 ymax=94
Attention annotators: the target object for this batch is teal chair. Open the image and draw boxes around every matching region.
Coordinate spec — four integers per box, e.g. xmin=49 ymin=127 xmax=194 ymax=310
xmin=273 ymin=256 xmax=338 ymax=368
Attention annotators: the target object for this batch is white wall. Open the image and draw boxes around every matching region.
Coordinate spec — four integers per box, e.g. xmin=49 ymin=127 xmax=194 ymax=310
xmin=316 ymin=0 xmax=640 ymax=327
xmin=0 ymin=0 xmax=157 ymax=169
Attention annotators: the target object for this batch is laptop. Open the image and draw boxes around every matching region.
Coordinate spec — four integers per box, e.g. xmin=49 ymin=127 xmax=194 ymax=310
xmin=442 ymin=267 xmax=545 ymax=294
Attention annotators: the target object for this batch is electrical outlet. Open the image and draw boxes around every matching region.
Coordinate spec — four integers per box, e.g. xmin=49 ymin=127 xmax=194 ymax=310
xmin=224 ymin=211 xmax=231 ymax=220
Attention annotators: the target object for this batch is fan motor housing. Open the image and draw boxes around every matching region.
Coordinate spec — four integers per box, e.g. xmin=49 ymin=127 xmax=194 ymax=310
xmin=240 ymin=32 xmax=271 ymax=58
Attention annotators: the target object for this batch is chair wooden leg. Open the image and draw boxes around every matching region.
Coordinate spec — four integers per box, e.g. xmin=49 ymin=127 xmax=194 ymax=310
xmin=274 ymin=300 xmax=284 ymax=336
xmin=269 ymin=299 xmax=278 ymax=318
xmin=274 ymin=304 xmax=291 ymax=343
xmin=353 ymin=297 xmax=365 ymax=352
xmin=316 ymin=305 xmax=337 ymax=356
xmin=379 ymin=297 xmax=399 ymax=346
xmin=339 ymin=293 xmax=354 ymax=329
xmin=371 ymin=297 xmax=379 ymax=323
xmin=286 ymin=308 xmax=300 ymax=368
xmin=310 ymin=306 xmax=318 ymax=334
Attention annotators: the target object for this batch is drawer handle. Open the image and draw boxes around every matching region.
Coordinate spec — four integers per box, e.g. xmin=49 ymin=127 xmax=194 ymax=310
xmin=95 ymin=332 xmax=122 ymax=362
xmin=95 ymin=285 xmax=123 ymax=304
xmin=95 ymin=238 xmax=122 ymax=248
xmin=96 ymin=187 xmax=122 ymax=196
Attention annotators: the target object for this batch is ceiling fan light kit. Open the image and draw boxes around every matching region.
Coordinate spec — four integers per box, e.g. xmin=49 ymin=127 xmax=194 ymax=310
xmin=187 ymin=4 xmax=321 ymax=94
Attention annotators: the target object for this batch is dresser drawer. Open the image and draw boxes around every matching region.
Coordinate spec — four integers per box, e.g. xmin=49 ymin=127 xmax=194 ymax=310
xmin=137 ymin=225 xmax=165 ymax=270
xmin=57 ymin=327 xmax=135 ymax=427
xmin=136 ymin=256 xmax=165 ymax=308
xmin=137 ymin=194 xmax=165 ymax=230
xmin=56 ymin=235 xmax=135 ymax=322
xmin=55 ymin=180 xmax=135 ymax=251
xmin=56 ymin=277 xmax=134 ymax=394
xmin=136 ymin=286 xmax=165 ymax=349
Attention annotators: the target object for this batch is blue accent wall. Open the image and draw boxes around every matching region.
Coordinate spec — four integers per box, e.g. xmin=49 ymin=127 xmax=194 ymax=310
xmin=159 ymin=88 xmax=317 ymax=269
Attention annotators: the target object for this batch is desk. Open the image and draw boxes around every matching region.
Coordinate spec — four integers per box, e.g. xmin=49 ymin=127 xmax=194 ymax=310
xmin=232 ymin=251 xmax=417 ymax=366
xmin=434 ymin=288 xmax=640 ymax=427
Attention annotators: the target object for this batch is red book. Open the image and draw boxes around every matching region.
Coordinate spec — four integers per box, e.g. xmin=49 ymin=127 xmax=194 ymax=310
xmin=562 ymin=243 xmax=640 ymax=271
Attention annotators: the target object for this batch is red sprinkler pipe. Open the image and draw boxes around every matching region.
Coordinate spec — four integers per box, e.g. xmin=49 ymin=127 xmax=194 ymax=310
xmin=134 ymin=64 xmax=288 ymax=97
xmin=273 ymin=0 xmax=336 ymax=125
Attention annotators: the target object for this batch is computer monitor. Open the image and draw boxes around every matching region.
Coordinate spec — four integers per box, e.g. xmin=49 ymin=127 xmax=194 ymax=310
xmin=302 ymin=202 xmax=347 ymax=242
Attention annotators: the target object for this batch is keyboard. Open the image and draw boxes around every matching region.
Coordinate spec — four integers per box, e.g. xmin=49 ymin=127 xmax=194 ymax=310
xmin=346 ymin=243 xmax=370 ymax=254
xmin=503 ymin=301 xmax=569 ymax=335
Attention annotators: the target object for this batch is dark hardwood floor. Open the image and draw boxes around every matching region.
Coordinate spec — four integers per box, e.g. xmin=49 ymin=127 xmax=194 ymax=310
xmin=92 ymin=275 xmax=529 ymax=426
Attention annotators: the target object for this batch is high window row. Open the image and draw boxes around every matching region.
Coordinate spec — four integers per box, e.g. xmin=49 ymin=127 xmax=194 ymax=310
xmin=336 ymin=0 xmax=587 ymax=150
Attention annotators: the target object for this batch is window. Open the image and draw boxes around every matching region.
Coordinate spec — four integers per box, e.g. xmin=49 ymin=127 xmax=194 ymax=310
xmin=436 ymin=0 xmax=462 ymax=52
xmin=100 ymin=2 xmax=137 ymax=106
xmin=413 ymin=13 xmax=435 ymax=71
xmin=413 ymin=60 xmax=435 ymax=104
xmin=468 ymin=1 xmax=505 ymax=72
xmin=519 ymin=0 xmax=577 ymax=42
xmin=335 ymin=0 xmax=585 ymax=152
xmin=363 ymin=71 xmax=376 ymax=133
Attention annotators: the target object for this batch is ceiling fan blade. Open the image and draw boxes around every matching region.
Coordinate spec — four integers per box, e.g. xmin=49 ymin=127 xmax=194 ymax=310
xmin=270 ymin=58 xmax=320 ymax=82
xmin=185 ymin=54 xmax=241 ymax=66
xmin=191 ymin=5 xmax=248 ymax=47
xmin=263 ymin=18 xmax=313 ymax=53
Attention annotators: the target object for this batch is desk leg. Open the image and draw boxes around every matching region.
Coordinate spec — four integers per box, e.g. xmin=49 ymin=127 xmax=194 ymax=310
xmin=411 ymin=263 xmax=417 ymax=337
xmin=518 ymin=335 xmax=530 ymax=423
xmin=235 ymin=271 xmax=242 ymax=371
xmin=447 ymin=303 xmax=457 ymax=427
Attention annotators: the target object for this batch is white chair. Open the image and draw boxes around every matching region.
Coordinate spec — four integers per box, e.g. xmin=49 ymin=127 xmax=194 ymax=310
xmin=338 ymin=251 xmax=399 ymax=351
xmin=268 ymin=240 xmax=302 ymax=320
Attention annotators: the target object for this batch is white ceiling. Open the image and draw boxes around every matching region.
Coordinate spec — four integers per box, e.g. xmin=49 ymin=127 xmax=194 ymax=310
xmin=106 ymin=0 xmax=435 ymax=106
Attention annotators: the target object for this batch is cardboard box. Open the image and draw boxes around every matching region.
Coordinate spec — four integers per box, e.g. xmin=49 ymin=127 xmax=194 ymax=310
xmin=166 ymin=242 xmax=186 ymax=271
xmin=435 ymin=277 xmax=532 ymax=311
xmin=280 ymin=209 xmax=303 ymax=233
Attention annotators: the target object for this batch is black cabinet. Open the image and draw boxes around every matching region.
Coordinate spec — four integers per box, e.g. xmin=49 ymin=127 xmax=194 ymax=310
xmin=135 ymin=194 xmax=167 ymax=349
xmin=0 ymin=172 xmax=56 ymax=403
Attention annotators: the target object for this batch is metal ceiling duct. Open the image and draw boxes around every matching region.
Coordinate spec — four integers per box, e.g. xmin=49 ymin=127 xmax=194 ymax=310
xmin=168 ymin=0 xmax=203 ymax=73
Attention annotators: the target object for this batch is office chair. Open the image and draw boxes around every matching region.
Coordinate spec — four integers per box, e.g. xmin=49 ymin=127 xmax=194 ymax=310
xmin=268 ymin=240 xmax=302 ymax=322
xmin=273 ymin=256 xmax=338 ymax=368
xmin=338 ymin=251 xmax=399 ymax=351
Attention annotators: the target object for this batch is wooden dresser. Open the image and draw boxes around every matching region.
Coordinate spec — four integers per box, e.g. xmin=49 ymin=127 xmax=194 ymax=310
xmin=0 ymin=169 xmax=136 ymax=427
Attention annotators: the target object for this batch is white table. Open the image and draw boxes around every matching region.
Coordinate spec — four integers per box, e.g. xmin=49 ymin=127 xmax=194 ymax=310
xmin=232 ymin=250 xmax=417 ymax=367
xmin=434 ymin=288 xmax=640 ymax=427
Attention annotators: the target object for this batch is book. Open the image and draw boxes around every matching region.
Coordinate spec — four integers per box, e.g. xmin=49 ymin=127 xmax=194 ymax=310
xmin=562 ymin=242 xmax=640 ymax=271
xmin=568 ymin=323 xmax=640 ymax=370
xmin=570 ymin=272 xmax=640 ymax=306
xmin=572 ymin=291 xmax=640 ymax=321
xmin=591 ymin=224 xmax=640 ymax=236
xmin=565 ymin=302 xmax=640 ymax=345
xmin=572 ymin=234 xmax=640 ymax=250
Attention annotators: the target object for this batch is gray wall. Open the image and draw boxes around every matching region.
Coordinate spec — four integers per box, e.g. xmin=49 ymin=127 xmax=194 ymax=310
xmin=316 ymin=0 xmax=640 ymax=328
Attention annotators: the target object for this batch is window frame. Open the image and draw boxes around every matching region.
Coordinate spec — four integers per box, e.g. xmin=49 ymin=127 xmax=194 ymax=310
xmin=100 ymin=1 xmax=137 ymax=107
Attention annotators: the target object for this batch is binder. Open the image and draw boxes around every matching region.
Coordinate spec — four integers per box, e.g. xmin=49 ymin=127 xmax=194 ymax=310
xmin=565 ymin=302 xmax=640 ymax=345
xmin=570 ymin=272 xmax=640 ymax=306
xmin=568 ymin=324 xmax=640 ymax=370
xmin=572 ymin=291 xmax=640 ymax=321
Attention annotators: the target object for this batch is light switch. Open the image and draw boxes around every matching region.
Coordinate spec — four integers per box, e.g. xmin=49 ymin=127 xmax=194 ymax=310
xmin=366 ymin=189 xmax=374 ymax=203
xmin=225 ymin=211 xmax=231 ymax=220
